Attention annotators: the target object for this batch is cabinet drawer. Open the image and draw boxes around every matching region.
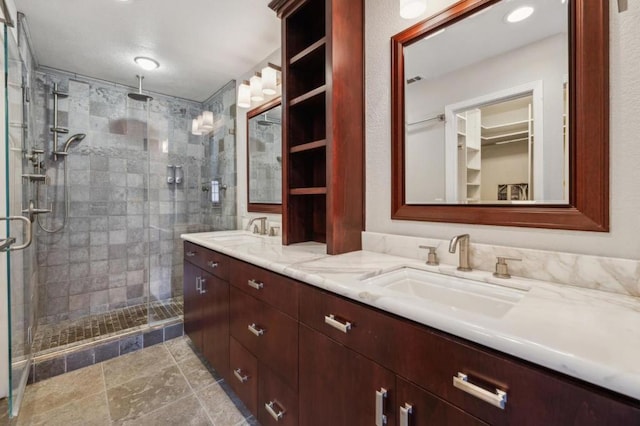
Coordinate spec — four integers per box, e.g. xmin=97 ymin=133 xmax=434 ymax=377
xmin=230 ymin=287 xmax=298 ymax=390
xmin=396 ymin=377 xmax=487 ymax=426
xmin=229 ymin=337 xmax=258 ymax=416
xmin=230 ymin=260 xmax=299 ymax=318
xmin=300 ymin=284 xmax=640 ymax=425
xmin=258 ymin=363 xmax=298 ymax=426
xmin=183 ymin=241 xmax=230 ymax=281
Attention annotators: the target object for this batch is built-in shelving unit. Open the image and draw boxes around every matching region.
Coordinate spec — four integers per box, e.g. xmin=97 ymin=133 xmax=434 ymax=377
xmin=270 ymin=0 xmax=364 ymax=254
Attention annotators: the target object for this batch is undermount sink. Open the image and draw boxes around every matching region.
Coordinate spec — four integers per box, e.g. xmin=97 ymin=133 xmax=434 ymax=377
xmin=203 ymin=232 xmax=265 ymax=242
xmin=363 ymin=267 xmax=527 ymax=318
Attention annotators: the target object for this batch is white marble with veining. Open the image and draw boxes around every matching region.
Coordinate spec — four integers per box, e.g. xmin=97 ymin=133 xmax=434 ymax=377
xmin=181 ymin=230 xmax=640 ymax=401
xmin=363 ymin=231 xmax=640 ymax=297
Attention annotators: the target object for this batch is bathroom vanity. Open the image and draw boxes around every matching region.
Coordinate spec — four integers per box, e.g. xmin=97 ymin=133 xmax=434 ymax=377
xmin=182 ymin=232 xmax=640 ymax=425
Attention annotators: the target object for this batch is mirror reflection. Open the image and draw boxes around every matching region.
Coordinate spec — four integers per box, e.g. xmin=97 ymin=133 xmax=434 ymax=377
xmin=404 ymin=0 xmax=568 ymax=204
xmin=248 ymin=99 xmax=282 ymax=207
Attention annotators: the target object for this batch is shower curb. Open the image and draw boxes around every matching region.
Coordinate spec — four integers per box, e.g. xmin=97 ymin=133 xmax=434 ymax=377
xmin=28 ymin=319 xmax=184 ymax=384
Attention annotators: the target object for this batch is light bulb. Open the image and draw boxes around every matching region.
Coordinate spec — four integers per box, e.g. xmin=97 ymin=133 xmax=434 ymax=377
xmin=400 ymin=0 xmax=427 ymax=19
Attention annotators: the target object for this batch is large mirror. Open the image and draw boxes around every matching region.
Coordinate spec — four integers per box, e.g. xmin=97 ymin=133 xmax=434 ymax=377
xmin=247 ymin=98 xmax=282 ymax=213
xmin=392 ymin=0 xmax=609 ymax=231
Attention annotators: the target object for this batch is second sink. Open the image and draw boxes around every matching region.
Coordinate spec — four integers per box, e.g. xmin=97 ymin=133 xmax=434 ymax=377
xmin=363 ymin=267 xmax=528 ymax=318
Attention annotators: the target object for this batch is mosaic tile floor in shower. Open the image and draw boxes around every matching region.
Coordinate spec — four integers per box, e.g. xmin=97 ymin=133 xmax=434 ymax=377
xmin=32 ymin=298 xmax=183 ymax=355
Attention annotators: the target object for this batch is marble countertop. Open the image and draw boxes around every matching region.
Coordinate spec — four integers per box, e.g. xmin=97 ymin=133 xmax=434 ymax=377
xmin=182 ymin=230 xmax=640 ymax=401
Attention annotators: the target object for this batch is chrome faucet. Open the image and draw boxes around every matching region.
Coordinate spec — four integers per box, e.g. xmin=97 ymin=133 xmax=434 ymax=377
xmin=247 ymin=217 xmax=268 ymax=235
xmin=449 ymin=234 xmax=472 ymax=271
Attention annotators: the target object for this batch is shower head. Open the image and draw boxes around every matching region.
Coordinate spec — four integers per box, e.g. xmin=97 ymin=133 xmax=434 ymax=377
xmin=128 ymin=75 xmax=153 ymax=102
xmin=62 ymin=133 xmax=86 ymax=152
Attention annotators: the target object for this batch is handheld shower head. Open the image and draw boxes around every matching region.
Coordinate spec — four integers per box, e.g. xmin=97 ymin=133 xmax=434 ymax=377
xmin=63 ymin=133 xmax=86 ymax=152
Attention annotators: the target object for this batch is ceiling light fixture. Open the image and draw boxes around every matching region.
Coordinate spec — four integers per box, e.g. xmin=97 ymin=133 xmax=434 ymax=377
xmin=237 ymin=65 xmax=282 ymax=108
xmin=505 ymin=6 xmax=534 ymax=23
xmin=134 ymin=56 xmax=160 ymax=71
xmin=400 ymin=0 xmax=427 ymax=19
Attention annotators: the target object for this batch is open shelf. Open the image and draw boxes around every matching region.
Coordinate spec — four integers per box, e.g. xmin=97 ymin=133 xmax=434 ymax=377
xmin=290 ymin=139 xmax=327 ymax=154
xmin=291 ymin=37 xmax=327 ymax=65
xmin=290 ymin=187 xmax=327 ymax=195
xmin=290 ymin=85 xmax=326 ymax=107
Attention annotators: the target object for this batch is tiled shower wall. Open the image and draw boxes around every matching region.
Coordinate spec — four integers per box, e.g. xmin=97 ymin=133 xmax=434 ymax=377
xmin=33 ymin=68 xmax=236 ymax=325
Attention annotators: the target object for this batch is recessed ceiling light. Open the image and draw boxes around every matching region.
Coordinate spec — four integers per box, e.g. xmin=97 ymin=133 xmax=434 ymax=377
xmin=134 ymin=56 xmax=159 ymax=71
xmin=505 ymin=6 xmax=534 ymax=23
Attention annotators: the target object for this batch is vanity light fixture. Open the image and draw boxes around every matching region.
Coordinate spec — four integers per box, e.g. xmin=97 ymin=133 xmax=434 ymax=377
xmin=134 ymin=56 xmax=160 ymax=71
xmin=400 ymin=0 xmax=427 ymax=19
xmin=238 ymin=81 xmax=251 ymax=109
xmin=191 ymin=111 xmax=215 ymax=135
xmin=250 ymin=73 xmax=264 ymax=102
xmin=505 ymin=6 xmax=534 ymax=23
xmin=261 ymin=63 xmax=281 ymax=96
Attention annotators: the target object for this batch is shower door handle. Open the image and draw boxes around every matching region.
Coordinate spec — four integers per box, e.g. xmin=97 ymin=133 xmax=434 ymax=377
xmin=0 ymin=216 xmax=32 ymax=252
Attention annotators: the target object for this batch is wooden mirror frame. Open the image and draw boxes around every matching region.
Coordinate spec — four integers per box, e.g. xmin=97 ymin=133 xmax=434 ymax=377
xmin=247 ymin=97 xmax=283 ymax=214
xmin=391 ymin=0 xmax=609 ymax=231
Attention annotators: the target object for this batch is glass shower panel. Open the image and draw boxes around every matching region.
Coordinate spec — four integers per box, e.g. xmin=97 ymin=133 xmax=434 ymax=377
xmin=5 ymin=23 xmax=37 ymax=417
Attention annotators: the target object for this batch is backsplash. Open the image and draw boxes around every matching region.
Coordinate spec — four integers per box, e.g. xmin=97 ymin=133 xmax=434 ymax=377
xmin=362 ymin=232 xmax=640 ymax=298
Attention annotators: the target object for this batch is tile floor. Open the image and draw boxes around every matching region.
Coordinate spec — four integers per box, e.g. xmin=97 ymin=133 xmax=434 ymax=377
xmin=0 ymin=337 xmax=256 ymax=425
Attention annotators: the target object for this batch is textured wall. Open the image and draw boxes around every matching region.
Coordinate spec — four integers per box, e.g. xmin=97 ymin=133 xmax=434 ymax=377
xmin=34 ymin=69 xmax=236 ymax=324
xmin=365 ymin=0 xmax=640 ymax=260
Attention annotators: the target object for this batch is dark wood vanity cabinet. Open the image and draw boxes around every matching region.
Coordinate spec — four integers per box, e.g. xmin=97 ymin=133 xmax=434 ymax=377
xmin=269 ymin=0 xmax=365 ymax=254
xmin=183 ymin=242 xmax=230 ymax=380
xmin=184 ymin=243 xmax=640 ymax=425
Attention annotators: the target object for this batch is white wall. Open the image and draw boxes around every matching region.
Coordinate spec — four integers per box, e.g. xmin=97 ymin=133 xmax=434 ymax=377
xmin=481 ymin=142 xmax=529 ymax=200
xmin=366 ymin=0 xmax=640 ymax=260
xmin=236 ymin=49 xmax=283 ymax=229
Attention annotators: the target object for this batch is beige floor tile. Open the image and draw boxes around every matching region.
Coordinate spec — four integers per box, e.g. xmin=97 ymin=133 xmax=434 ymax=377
xmin=18 ymin=365 xmax=104 ymax=420
xmin=17 ymin=392 xmax=110 ymax=426
xmin=197 ymin=382 xmax=246 ymax=426
xmin=120 ymin=394 xmax=212 ymax=426
xmin=103 ymin=344 xmax=174 ymax=389
xmin=179 ymin=355 xmax=220 ymax=391
xmin=164 ymin=336 xmax=199 ymax=364
xmin=107 ymin=364 xmax=192 ymax=424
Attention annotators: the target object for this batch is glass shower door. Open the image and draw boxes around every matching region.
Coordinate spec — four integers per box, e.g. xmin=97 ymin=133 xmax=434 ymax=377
xmin=3 ymin=23 xmax=37 ymax=417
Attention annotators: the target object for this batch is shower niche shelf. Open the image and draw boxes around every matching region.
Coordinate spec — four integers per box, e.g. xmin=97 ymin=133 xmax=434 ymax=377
xmin=271 ymin=0 xmax=364 ymax=254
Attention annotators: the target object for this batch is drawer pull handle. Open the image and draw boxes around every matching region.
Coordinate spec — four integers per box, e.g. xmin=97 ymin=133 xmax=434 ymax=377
xmin=324 ymin=314 xmax=352 ymax=333
xmin=265 ymin=400 xmax=285 ymax=421
xmin=233 ymin=368 xmax=249 ymax=383
xmin=207 ymin=260 xmax=219 ymax=268
xmin=453 ymin=373 xmax=507 ymax=410
xmin=195 ymin=277 xmax=202 ymax=293
xmin=400 ymin=403 xmax=413 ymax=426
xmin=375 ymin=388 xmax=388 ymax=426
xmin=248 ymin=279 xmax=264 ymax=290
xmin=186 ymin=251 xmax=196 ymax=257
xmin=200 ymin=278 xmax=207 ymax=294
xmin=248 ymin=323 xmax=265 ymax=337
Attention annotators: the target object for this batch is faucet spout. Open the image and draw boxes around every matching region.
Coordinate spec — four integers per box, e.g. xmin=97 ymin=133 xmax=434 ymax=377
xmin=247 ymin=217 xmax=268 ymax=235
xmin=449 ymin=234 xmax=472 ymax=272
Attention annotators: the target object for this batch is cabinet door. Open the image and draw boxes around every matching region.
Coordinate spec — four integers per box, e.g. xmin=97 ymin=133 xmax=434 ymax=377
xmin=396 ymin=377 xmax=487 ymax=426
xmin=183 ymin=261 xmax=203 ymax=351
xmin=299 ymin=325 xmax=396 ymax=426
xmin=201 ymin=270 xmax=230 ymax=380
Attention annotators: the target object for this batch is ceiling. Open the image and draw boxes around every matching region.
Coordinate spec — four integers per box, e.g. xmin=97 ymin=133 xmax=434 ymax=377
xmin=14 ymin=0 xmax=281 ymax=102
xmin=405 ymin=0 xmax=568 ymax=81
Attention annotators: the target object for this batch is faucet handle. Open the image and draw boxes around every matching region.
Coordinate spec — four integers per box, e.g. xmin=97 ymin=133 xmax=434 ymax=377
xmin=493 ymin=257 xmax=522 ymax=279
xmin=418 ymin=245 xmax=439 ymax=266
